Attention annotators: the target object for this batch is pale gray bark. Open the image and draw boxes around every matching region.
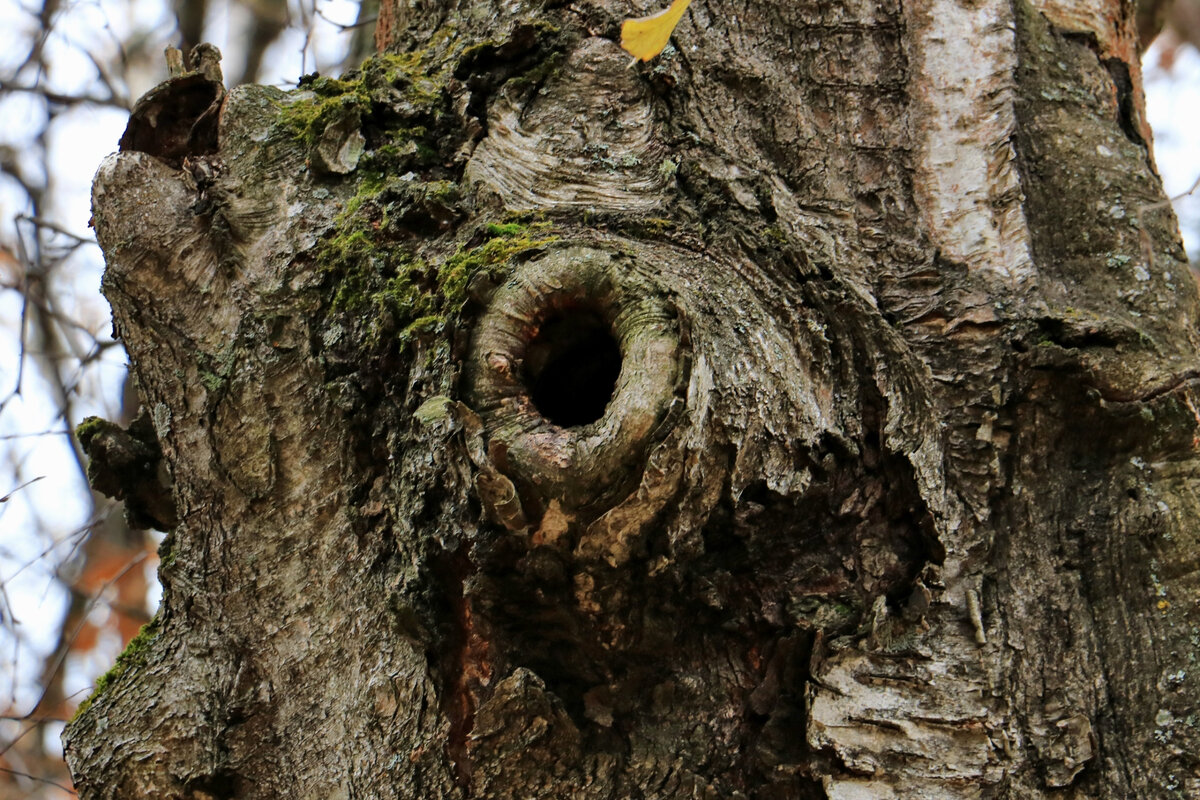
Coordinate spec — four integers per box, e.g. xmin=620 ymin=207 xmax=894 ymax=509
xmin=66 ymin=1 xmax=1200 ymax=798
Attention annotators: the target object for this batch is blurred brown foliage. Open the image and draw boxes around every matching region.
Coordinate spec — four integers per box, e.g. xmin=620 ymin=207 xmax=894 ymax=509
xmin=1142 ymin=0 xmax=1200 ymax=64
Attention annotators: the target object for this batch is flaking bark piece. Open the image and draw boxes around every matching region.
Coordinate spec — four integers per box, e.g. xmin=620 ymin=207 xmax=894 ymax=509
xmin=311 ymin=106 xmax=366 ymax=175
xmin=119 ymin=44 xmax=226 ymax=169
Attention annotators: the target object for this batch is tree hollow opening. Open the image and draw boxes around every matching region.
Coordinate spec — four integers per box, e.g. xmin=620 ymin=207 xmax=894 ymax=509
xmin=524 ymin=309 xmax=621 ymax=428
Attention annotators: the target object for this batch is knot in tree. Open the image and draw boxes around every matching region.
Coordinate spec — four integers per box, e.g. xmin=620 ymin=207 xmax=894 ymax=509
xmin=467 ymin=245 xmax=682 ymax=528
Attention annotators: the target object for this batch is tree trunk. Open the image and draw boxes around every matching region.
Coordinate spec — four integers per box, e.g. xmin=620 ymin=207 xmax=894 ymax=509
xmin=64 ymin=1 xmax=1200 ymax=797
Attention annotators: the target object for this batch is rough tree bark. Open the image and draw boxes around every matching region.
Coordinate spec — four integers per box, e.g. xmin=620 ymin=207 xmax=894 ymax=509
xmin=64 ymin=0 xmax=1200 ymax=797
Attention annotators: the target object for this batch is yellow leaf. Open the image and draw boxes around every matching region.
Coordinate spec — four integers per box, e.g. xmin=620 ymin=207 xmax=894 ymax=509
xmin=621 ymin=0 xmax=693 ymax=62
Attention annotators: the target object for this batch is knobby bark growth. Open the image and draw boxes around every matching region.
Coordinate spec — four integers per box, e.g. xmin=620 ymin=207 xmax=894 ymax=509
xmin=66 ymin=1 xmax=1200 ymax=797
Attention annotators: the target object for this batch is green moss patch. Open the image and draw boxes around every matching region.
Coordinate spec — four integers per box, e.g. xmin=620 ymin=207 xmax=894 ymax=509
xmin=74 ymin=416 xmax=111 ymax=447
xmin=72 ymin=615 xmax=162 ymax=721
xmin=437 ymin=222 xmax=558 ymax=307
xmin=277 ymin=47 xmax=459 ymax=179
xmin=277 ymin=23 xmax=571 ymax=350
xmin=321 ymin=208 xmax=557 ymax=346
xmin=283 ymin=53 xmax=442 ymax=135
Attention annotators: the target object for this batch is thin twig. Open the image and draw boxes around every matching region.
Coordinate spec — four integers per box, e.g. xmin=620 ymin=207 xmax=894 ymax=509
xmin=0 ymin=765 xmax=76 ymax=794
xmin=314 ymin=6 xmax=377 ymax=32
xmin=13 ymin=216 xmax=94 ymax=247
xmin=0 ymin=80 xmax=124 ymax=111
xmin=23 ymin=550 xmax=148 ymax=718
xmin=0 ymin=476 xmax=45 ymax=504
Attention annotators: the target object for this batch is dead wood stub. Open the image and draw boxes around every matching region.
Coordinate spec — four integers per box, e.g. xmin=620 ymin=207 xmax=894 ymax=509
xmin=119 ymin=45 xmax=225 ymax=169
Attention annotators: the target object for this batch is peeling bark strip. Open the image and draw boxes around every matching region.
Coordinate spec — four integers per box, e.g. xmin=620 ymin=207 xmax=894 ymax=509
xmin=66 ymin=0 xmax=1200 ymax=798
xmin=906 ymin=0 xmax=1035 ymax=286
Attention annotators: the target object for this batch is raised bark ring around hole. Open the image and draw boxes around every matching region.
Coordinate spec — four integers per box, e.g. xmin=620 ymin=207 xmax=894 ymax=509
xmin=467 ymin=245 xmax=680 ymax=506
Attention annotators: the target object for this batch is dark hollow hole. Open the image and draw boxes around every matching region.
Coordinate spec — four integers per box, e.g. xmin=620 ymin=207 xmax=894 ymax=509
xmin=524 ymin=310 xmax=622 ymax=428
